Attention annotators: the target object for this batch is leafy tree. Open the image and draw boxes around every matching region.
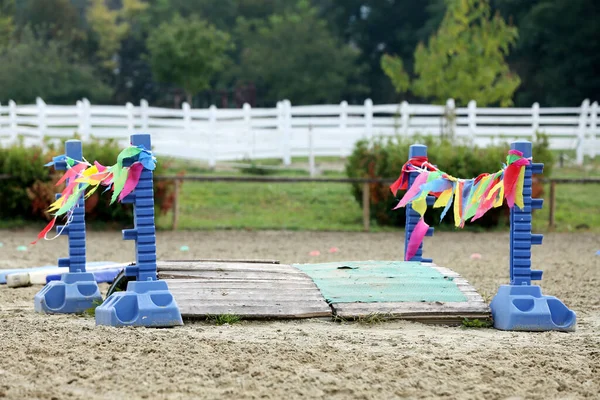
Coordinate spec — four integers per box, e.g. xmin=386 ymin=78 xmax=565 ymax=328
xmin=0 ymin=28 xmax=112 ymax=104
xmin=495 ymin=0 xmax=600 ymax=106
xmin=146 ymin=14 xmax=233 ymax=104
xmin=235 ymin=0 xmax=365 ymax=106
xmin=87 ymin=0 xmax=147 ymax=70
xmin=382 ymin=0 xmax=520 ymax=106
xmin=0 ymin=0 xmax=14 ymax=49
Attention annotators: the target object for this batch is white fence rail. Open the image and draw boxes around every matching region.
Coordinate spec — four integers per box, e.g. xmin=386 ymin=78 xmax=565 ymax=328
xmin=0 ymin=97 xmax=597 ymax=166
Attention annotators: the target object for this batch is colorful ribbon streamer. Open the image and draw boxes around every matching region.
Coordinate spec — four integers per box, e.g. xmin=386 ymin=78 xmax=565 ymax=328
xmin=392 ymin=150 xmax=530 ymax=260
xmin=32 ymin=145 xmax=156 ymax=244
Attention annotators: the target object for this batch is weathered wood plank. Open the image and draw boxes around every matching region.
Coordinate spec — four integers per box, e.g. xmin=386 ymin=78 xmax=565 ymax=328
xmin=158 ymin=261 xmax=292 ymax=272
xmin=172 ymin=291 xmax=327 ymax=301
xmin=165 ymin=279 xmax=319 ymax=289
xmin=179 ymin=304 xmax=331 ymax=319
xmin=332 ymin=301 xmax=491 ymax=320
xmin=159 ymin=271 xmax=309 ymax=281
xmin=159 ymin=259 xmax=280 ymax=265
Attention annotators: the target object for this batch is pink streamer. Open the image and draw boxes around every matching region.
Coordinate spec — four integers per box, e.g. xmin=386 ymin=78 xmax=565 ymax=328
xmin=394 ymin=171 xmax=429 ymax=210
xmin=118 ymin=162 xmax=144 ymax=201
xmin=406 ymin=219 xmax=429 ymax=261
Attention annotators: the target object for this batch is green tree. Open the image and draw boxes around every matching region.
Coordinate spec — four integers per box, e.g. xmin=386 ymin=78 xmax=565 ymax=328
xmin=0 ymin=0 xmax=14 ymax=49
xmin=383 ymin=0 xmax=520 ymax=106
xmin=146 ymin=14 xmax=233 ymax=104
xmin=235 ymin=0 xmax=365 ymax=105
xmin=495 ymin=0 xmax=599 ymax=106
xmin=0 ymin=28 xmax=112 ymax=104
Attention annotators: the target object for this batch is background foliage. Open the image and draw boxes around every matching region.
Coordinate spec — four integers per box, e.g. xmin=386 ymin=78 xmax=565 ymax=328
xmin=0 ymin=0 xmax=596 ymax=107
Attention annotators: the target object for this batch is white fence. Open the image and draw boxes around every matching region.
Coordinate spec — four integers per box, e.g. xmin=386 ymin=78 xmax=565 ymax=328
xmin=0 ymin=97 xmax=598 ymax=166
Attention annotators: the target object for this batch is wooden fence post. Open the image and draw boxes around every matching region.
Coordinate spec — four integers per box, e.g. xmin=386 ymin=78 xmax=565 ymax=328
xmin=362 ymin=182 xmax=370 ymax=232
xmin=548 ymin=181 xmax=556 ymax=228
xmin=576 ymin=99 xmax=590 ymax=165
xmin=172 ymin=178 xmax=181 ymax=230
xmin=339 ymin=100 xmax=348 ymax=158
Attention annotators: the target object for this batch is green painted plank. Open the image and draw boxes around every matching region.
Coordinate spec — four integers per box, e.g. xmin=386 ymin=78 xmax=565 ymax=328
xmin=293 ymin=261 xmax=468 ymax=303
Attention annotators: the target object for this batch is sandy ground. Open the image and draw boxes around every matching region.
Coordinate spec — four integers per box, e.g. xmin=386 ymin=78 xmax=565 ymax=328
xmin=0 ymin=228 xmax=598 ymax=400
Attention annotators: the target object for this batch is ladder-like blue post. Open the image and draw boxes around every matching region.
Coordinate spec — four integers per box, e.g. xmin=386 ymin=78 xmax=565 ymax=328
xmin=95 ymin=134 xmax=182 ymax=327
xmin=34 ymin=140 xmax=102 ymax=314
xmin=404 ymin=144 xmax=435 ymax=263
xmin=490 ymin=140 xmax=576 ymax=331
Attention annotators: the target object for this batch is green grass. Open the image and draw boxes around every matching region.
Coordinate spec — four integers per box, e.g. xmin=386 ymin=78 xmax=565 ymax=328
xmin=206 ymin=314 xmax=241 ymax=325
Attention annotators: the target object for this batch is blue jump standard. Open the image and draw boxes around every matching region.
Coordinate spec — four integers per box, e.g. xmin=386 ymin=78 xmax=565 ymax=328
xmin=489 ymin=141 xmax=575 ymax=331
xmin=34 ymin=140 xmax=103 ymax=314
xmin=95 ymin=133 xmax=182 ymax=327
xmin=405 ymin=142 xmax=575 ymax=332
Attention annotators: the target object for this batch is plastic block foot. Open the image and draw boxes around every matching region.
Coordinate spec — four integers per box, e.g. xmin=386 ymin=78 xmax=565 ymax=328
xmin=490 ymin=285 xmax=576 ymax=332
xmin=34 ymin=272 xmax=102 ymax=314
xmin=95 ymin=280 xmax=183 ymax=328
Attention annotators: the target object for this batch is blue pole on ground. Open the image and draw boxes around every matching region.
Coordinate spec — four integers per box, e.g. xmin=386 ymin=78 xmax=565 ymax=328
xmin=490 ymin=140 xmax=576 ymax=331
xmin=34 ymin=140 xmax=102 ymax=314
xmin=404 ymin=144 xmax=435 ymax=263
xmin=95 ymin=133 xmax=183 ymax=327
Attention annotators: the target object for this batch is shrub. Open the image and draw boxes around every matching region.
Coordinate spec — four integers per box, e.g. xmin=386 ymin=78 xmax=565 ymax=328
xmin=345 ymin=133 xmax=554 ymax=228
xmin=0 ymin=136 xmax=176 ymax=226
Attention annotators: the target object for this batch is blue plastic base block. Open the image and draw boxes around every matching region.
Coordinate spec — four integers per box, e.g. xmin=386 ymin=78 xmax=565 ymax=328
xmin=34 ymin=272 xmax=103 ymax=314
xmin=490 ymin=285 xmax=576 ymax=332
xmin=95 ymin=280 xmax=183 ymax=328
xmin=46 ymin=267 xmax=124 ymax=284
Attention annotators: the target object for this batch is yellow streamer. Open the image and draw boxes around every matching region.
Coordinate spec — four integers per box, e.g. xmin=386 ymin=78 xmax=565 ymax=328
xmin=412 ymin=197 xmax=427 ymax=217
xmin=433 ymin=188 xmax=453 ymax=208
xmin=514 ymin=167 xmax=526 ymax=209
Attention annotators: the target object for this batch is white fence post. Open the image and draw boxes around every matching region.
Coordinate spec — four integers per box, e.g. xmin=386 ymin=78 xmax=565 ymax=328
xmin=283 ymin=99 xmax=292 ymax=165
xmin=468 ymin=100 xmax=477 ymax=139
xmin=208 ymin=105 xmax=217 ymax=168
xmin=182 ymin=102 xmax=191 ymax=134
xmin=243 ymin=103 xmax=253 ymax=159
xmin=8 ymin=100 xmax=17 ymax=141
xmin=531 ymin=102 xmax=540 ymax=140
xmin=126 ymin=102 xmax=135 ymax=134
xmin=140 ymin=99 xmax=149 ymax=131
xmin=80 ymin=98 xmax=91 ymax=140
xmin=590 ymin=101 xmax=598 ymax=159
xmin=308 ymin=125 xmax=315 ymax=177
xmin=401 ymin=101 xmax=409 ymax=136
xmin=276 ymin=101 xmax=284 ymax=163
xmin=445 ymin=98 xmax=456 ymax=137
xmin=339 ymin=100 xmax=348 ymax=157
xmin=36 ymin=97 xmax=46 ymax=139
xmin=576 ymin=99 xmax=590 ymax=165
xmin=364 ymin=98 xmax=373 ymax=139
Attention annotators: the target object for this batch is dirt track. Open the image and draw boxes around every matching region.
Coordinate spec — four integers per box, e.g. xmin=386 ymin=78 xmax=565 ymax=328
xmin=0 ymin=229 xmax=598 ymax=400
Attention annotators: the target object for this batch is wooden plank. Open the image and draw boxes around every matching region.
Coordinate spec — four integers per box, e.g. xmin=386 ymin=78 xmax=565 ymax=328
xmin=332 ymin=301 xmax=491 ymax=319
xmin=179 ymin=304 xmax=331 ymax=319
xmin=172 ymin=291 xmax=327 ymax=301
xmin=158 ymin=259 xmax=280 ymax=265
xmin=159 ymin=271 xmax=309 ymax=281
xmin=165 ymin=279 xmax=318 ymax=289
xmin=158 ymin=262 xmax=295 ymax=273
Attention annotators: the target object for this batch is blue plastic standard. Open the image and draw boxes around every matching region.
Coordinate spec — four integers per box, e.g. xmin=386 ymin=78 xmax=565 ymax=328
xmin=95 ymin=134 xmax=183 ymax=327
xmin=490 ymin=140 xmax=576 ymax=331
xmin=403 ymin=144 xmax=435 ymax=263
xmin=34 ymin=140 xmax=102 ymax=314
